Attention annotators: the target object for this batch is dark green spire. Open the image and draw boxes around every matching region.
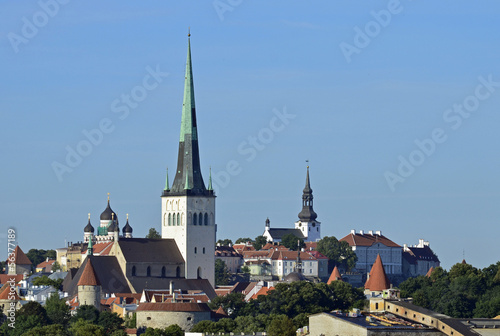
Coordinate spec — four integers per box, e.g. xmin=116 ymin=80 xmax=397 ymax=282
xmin=298 ymin=166 xmax=317 ymax=221
xmin=208 ymin=167 xmax=213 ymax=191
xmin=164 ymin=167 xmax=170 ymax=191
xmin=165 ymin=32 xmax=212 ymax=196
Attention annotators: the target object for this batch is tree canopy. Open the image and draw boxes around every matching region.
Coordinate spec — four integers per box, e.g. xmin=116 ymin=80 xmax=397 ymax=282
xmin=215 ymin=259 xmax=230 ymax=285
xmin=316 ymin=236 xmax=357 ymax=272
xmin=145 ymin=228 xmax=161 ymax=239
xmin=253 ymin=235 xmax=267 ymax=251
xmin=280 ymin=234 xmax=305 ymax=251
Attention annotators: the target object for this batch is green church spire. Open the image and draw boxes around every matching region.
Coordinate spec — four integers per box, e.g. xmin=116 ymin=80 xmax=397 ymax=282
xmin=208 ymin=167 xmax=213 ymax=191
xmin=179 ymin=34 xmax=197 ymax=142
xmin=164 ymin=167 xmax=170 ymax=191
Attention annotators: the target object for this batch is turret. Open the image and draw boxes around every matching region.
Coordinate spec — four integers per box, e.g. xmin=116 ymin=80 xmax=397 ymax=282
xmin=122 ymin=214 xmax=133 ymax=238
xmin=77 ymin=258 xmax=101 ymax=310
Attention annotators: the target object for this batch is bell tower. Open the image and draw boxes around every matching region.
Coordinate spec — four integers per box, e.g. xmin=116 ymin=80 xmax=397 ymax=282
xmin=295 ymin=166 xmax=321 ymax=242
xmin=161 ymin=33 xmax=216 ymax=287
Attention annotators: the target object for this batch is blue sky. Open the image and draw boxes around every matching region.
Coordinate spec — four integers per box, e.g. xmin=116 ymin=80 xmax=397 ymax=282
xmin=1 ymin=1 xmax=500 ymax=270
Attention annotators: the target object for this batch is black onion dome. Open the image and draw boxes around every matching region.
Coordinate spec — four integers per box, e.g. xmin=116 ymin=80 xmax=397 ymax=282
xmin=84 ymin=219 xmax=94 ymax=233
xmin=100 ymin=200 xmax=118 ymax=221
xmin=123 ymin=220 xmax=133 ymax=234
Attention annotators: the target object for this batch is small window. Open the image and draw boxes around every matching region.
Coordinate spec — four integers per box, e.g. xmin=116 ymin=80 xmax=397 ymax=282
xmin=132 ymin=266 xmax=136 ymax=276
xmin=375 ymin=303 xmax=379 ymax=309
xmin=187 ymin=317 xmax=192 ymax=321
xmin=147 ymin=317 xmax=151 ymax=320
xmin=194 ymin=247 xmax=197 ymax=254
xmin=203 ymin=247 xmax=206 ymax=254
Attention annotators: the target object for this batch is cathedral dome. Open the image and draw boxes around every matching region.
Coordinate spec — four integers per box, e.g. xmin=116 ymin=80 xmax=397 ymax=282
xmin=84 ymin=218 xmax=94 ymax=233
xmin=123 ymin=220 xmax=133 ymax=234
xmin=284 ymin=271 xmax=307 ymax=283
xmin=100 ymin=199 xmax=118 ymax=222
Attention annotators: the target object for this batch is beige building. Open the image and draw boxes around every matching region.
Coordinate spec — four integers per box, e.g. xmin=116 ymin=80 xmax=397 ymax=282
xmin=136 ymin=302 xmax=212 ymax=331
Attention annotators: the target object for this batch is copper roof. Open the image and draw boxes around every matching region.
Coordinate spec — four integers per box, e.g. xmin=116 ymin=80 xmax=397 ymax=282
xmin=364 ymin=254 xmax=391 ymax=291
xmin=327 ymin=266 xmax=342 ymax=284
xmin=7 ymin=246 xmax=32 ymax=266
xmin=77 ymin=259 xmax=100 ymax=286
xmin=340 ymin=232 xmax=400 ymax=248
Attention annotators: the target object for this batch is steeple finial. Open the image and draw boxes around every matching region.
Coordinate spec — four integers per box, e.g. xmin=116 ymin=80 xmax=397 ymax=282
xmin=298 ymin=165 xmax=317 ymax=222
xmin=88 ymin=213 xmax=90 ymax=220
xmin=207 ymin=167 xmax=213 ymax=191
xmin=107 ymin=193 xmax=110 ymax=202
xmin=127 ymin=213 xmax=129 ymax=220
xmin=164 ymin=167 xmax=170 ymax=191
xmin=188 ymin=27 xmax=191 ymax=37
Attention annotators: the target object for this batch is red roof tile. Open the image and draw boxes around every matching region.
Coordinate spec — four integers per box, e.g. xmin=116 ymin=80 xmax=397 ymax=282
xmin=340 ymin=232 xmax=400 ymax=248
xmin=425 ymin=266 xmax=435 ymax=278
xmin=0 ymin=274 xmax=23 ymax=285
xmin=327 ymin=266 xmax=342 ymax=284
xmin=6 ymin=246 xmax=32 ymax=266
xmin=36 ymin=259 xmax=55 ymax=269
xmin=364 ymin=254 xmax=391 ymax=291
xmin=77 ymin=259 xmax=100 ymax=286
xmin=250 ymin=286 xmax=274 ymax=300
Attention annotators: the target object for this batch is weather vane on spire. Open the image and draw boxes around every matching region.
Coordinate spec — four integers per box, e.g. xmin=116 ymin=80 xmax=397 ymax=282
xmin=306 ymin=159 xmax=309 ymax=169
xmin=188 ymin=27 xmax=191 ymax=37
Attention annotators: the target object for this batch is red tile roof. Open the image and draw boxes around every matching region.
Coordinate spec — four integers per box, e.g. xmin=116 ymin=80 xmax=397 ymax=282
xmin=36 ymin=259 xmax=55 ymax=269
xmin=305 ymin=242 xmax=317 ymax=251
xmin=364 ymin=254 xmax=391 ymax=291
xmin=233 ymin=244 xmax=255 ymax=253
xmin=307 ymin=251 xmax=328 ymax=260
xmin=77 ymin=259 xmax=100 ymax=286
xmin=340 ymin=232 xmax=400 ymax=248
xmin=327 ymin=266 xmax=342 ymax=284
xmin=0 ymin=282 xmax=20 ymax=301
xmin=425 ymin=266 xmax=435 ymax=278
xmin=270 ymin=251 xmax=317 ymax=261
xmin=6 ymin=246 xmax=32 ymax=266
xmin=0 ymin=274 xmax=23 ymax=285
xmin=250 ymin=286 xmax=274 ymax=300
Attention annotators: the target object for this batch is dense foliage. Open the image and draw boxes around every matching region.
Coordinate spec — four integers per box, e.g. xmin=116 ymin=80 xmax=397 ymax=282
xmin=316 ymin=236 xmax=358 ymax=272
xmin=26 ymin=249 xmax=56 ymax=269
xmin=145 ymin=228 xmax=161 ymax=239
xmin=280 ymin=234 xmax=305 ymax=251
xmin=32 ymin=276 xmax=64 ymax=290
xmin=215 ymin=259 xmax=230 ymax=285
xmin=399 ymin=262 xmax=500 ymax=318
xmin=195 ymin=281 xmax=366 ymax=333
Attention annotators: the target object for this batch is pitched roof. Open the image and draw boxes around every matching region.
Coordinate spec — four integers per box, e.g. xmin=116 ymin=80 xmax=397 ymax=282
xmin=265 ymin=228 xmax=305 ymax=240
xmin=250 ymin=286 xmax=274 ymax=300
xmin=340 ymin=232 xmax=400 ymax=248
xmin=36 ymin=259 xmax=55 ymax=269
xmin=308 ymin=251 xmax=328 ymax=260
xmin=116 ymin=238 xmax=184 ymax=264
xmin=233 ymin=244 xmax=255 ymax=253
xmin=364 ymin=254 xmax=391 ymax=291
xmin=270 ymin=250 xmax=317 ymax=261
xmin=136 ymin=302 xmax=211 ymax=312
xmin=65 ymin=256 xmax=131 ymax=296
xmin=215 ymin=246 xmax=241 ymax=257
xmin=77 ymin=259 xmax=100 ymax=286
xmin=131 ymin=278 xmax=216 ymax=299
xmin=82 ymin=242 xmax=114 ymax=256
xmin=215 ymin=306 xmax=227 ymax=316
xmin=327 ymin=266 xmax=342 ymax=284
xmin=407 ymin=245 xmax=440 ymax=263
xmin=0 ymin=274 xmax=23 ymax=285
xmin=0 ymin=283 xmax=20 ymax=301
xmin=425 ymin=267 xmax=435 ymax=278
xmin=7 ymin=246 xmax=32 ymax=265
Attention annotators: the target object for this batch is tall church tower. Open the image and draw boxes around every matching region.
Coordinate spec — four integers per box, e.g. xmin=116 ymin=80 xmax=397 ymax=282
xmin=161 ymin=34 xmax=216 ymax=287
xmin=294 ymin=166 xmax=321 ymax=242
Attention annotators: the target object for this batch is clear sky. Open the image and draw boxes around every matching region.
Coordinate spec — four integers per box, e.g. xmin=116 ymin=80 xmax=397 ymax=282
xmin=1 ymin=1 xmax=500 ymax=270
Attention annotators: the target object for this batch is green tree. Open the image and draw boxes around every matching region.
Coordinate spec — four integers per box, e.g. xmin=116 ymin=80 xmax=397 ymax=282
xmin=317 ymin=236 xmax=358 ymax=271
xmin=241 ymin=265 xmax=250 ymax=274
xmin=26 ymin=249 xmax=56 ymax=268
xmin=45 ymin=292 xmax=70 ymax=325
xmin=280 ymin=234 xmax=305 ymax=251
xmin=216 ymin=239 xmax=233 ymax=246
xmin=69 ymin=319 xmax=105 ymax=336
xmin=97 ymin=311 xmax=124 ymax=333
xmin=163 ymin=324 xmax=184 ymax=336
xmin=235 ymin=237 xmax=252 ymax=244
xmin=191 ymin=320 xmax=219 ymax=333
xmin=18 ymin=301 xmax=49 ymax=325
xmin=72 ymin=305 xmax=100 ymax=324
xmin=33 ymin=275 xmax=64 ymax=290
xmin=52 ymin=261 xmax=61 ymax=272
xmin=215 ymin=259 xmax=230 ymax=285
xmin=22 ymin=324 xmax=68 ymax=336
xmin=124 ymin=313 xmax=136 ymax=328
xmin=253 ymin=235 xmax=267 ymax=251
xmin=142 ymin=328 xmax=167 ymax=336
xmin=146 ymin=228 xmax=161 ymax=239
xmin=209 ymin=292 xmax=247 ymax=317
xmin=267 ymin=315 xmax=296 ymax=336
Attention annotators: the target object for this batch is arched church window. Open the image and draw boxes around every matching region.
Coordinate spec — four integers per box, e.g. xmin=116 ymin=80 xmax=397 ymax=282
xmin=132 ymin=266 xmax=136 ymax=276
xmin=176 ymin=266 xmax=181 ymax=278
xmin=168 ymin=213 xmax=171 ymax=226
xmin=193 ymin=213 xmax=197 ymax=225
xmin=204 ymin=213 xmax=208 ymax=225
xmin=198 ymin=212 xmax=203 ymax=225
xmin=197 ymin=267 xmax=202 ymax=279
xmin=161 ymin=266 xmax=166 ymax=278
xmin=147 ymin=266 xmax=151 ymax=277
xmin=177 ymin=213 xmax=180 ymax=226
xmin=194 ymin=247 xmax=197 ymax=254
xmin=203 ymin=247 xmax=205 ymax=254
xmin=171 ymin=213 xmax=175 ymax=226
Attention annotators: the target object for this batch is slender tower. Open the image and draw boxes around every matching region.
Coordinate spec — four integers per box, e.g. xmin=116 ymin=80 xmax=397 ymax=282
xmin=161 ymin=32 xmax=216 ymax=287
xmin=294 ymin=166 xmax=321 ymax=241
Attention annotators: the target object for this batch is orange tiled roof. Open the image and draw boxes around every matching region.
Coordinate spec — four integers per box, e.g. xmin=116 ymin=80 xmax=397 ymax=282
xmin=327 ymin=266 xmax=342 ymax=284
xmin=364 ymin=254 xmax=391 ymax=291
xmin=0 ymin=274 xmax=23 ymax=285
xmin=36 ymin=259 xmax=56 ymax=269
xmin=270 ymin=250 xmax=317 ymax=261
xmin=0 ymin=282 xmax=20 ymax=300
xmin=77 ymin=259 xmax=100 ymax=286
xmin=340 ymin=232 xmax=400 ymax=248
xmin=425 ymin=266 xmax=435 ymax=278
xmin=6 ymin=246 xmax=32 ymax=266
xmin=250 ymin=286 xmax=274 ymax=300
xmin=307 ymin=251 xmax=328 ymax=259
xmin=305 ymin=242 xmax=317 ymax=250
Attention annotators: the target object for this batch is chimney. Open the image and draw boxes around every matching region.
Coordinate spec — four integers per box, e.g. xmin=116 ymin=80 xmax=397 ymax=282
xmin=359 ymin=230 xmax=364 ymax=235
xmin=375 ymin=230 xmax=382 ymax=236
xmin=418 ymin=239 xmax=424 ymax=247
xmin=350 ymin=229 xmax=355 ymax=234
xmin=403 ymin=244 xmax=408 ymax=251
xmin=368 ymin=230 xmax=373 ymax=235
xmin=170 ymin=281 xmax=174 ymax=295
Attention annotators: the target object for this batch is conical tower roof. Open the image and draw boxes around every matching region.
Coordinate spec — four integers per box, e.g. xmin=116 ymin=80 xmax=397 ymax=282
xmin=6 ymin=246 xmax=32 ymax=266
xmin=77 ymin=259 xmax=100 ymax=286
xmin=425 ymin=266 xmax=435 ymax=278
xmin=0 ymin=283 xmax=19 ymax=301
xmin=364 ymin=254 xmax=390 ymax=291
xmin=298 ymin=166 xmax=317 ymax=221
xmin=327 ymin=266 xmax=342 ymax=284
